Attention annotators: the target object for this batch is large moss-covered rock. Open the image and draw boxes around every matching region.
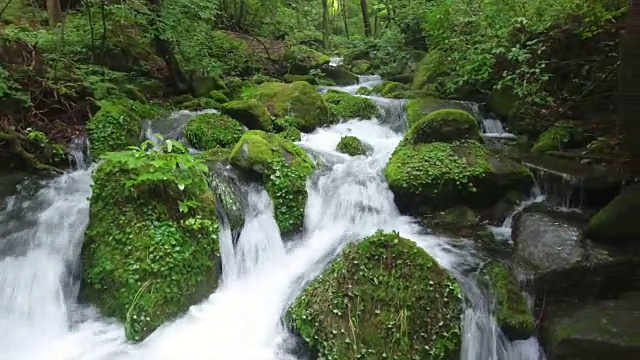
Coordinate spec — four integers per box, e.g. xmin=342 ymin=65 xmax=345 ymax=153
xmin=531 ymin=121 xmax=587 ymax=153
xmin=406 ymin=98 xmax=476 ymax=128
xmin=229 ymin=130 xmax=314 ymax=235
xmin=584 ymin=183 xmax=640 ymax=245
xmin=336 ymin=135 xmax=367 ymax=156
xmin=284 ymin=45 xmax=331 ymax=74
xmin=87 ymin=98 xmax=164 ymax=158
xmin=479 ymin=261 xmax=535 ymax=341
xmin=412 ymin=50 xmax=448 ymax=91
xmin=184 ymin=113 xmax=245 ymax=150
xmin=283 ymin=74 xmax=318 ymax=85
xmin=405 ymin=109 xmax=481 ymax=144
xmin=321 ymin=66 xmax=359 ymax=85
xmin=220 ymin=99 xmax=272 ymax=131
xmin=251 ymin=82 xmax=330 ymax=131
xmin=323 ymin=89 xmax=379 ymax=121
xmin=288 ymin=231 xmax=463 ymax=360
xmin=81 ymin=144 xmax=220 ymax=342
xmin=386 ymin=139 xmax=533 ymax=213
xmin=350 ymin=60 xmax=373 ymax=75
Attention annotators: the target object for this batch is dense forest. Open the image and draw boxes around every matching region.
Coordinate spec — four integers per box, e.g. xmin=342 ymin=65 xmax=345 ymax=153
xmin=1 ymin=1 xmax=639 ymax=359
xmin=0 ymin=0 xmax=636 ymax=173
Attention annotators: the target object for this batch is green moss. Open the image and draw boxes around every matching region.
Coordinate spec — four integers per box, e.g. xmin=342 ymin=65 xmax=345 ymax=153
xmin=336 ymin=136 xmax=367 ymax=156
xmin=87 ymin=98 xmax=165 ymax=158
xmin=531 ymin=121 xmax=586 ymax=153
xmin=283 ymin=74 xmax=318 ymax=85
xmin=385 ymin=139 xmax=533 ymax=212
xmin=220 ymin=99 xmax=273 ymax=131
xmin=412 ymin=50 xmax=448 ymax=91
xmin=405 ymin=98 xmax=475 ymax=128
xmin=435 ymin=206 xmax=479 ymax=228
xmin=198 ymin=147 xmax=232 ymax=163
xmin=184 ymin=113 xmax=245 ymax=151
xmin=487 ymin=87 xmax=517 ymax=118
xmin=229 ymin=130 xmax=314 ymax=235
xmin=179 ymin=98 xmax=220 ymax=111
xmin=356 ymin=87 xmax=373 ymax=96
xmin=584 ymin=183 xmax=640 ymax=244
xmin=479 ymin=261 xmax=535 ymax=340
xmin=323 ymin=89 xmax=379 ymax=121
xmin=350 ymin=60 xmax=372 ymax=75
xmin=284 ymin=45 xmax=331 ymax=74
xmin=82 ymin=143 xmax=220 ymax=342
xmin=288 ymin=230 xmax=463 ymax=360
xmin=278 ymin=127 xmax=302 ymax=142
xmin=208 ymin=90 xmax=230 ymax=104
xmin=252 ymin=81 xmax=330 ymax=131
xmin=192 ymin=75 xmax=227 ymax=98
xmin=405 ymin=109 xmax=481 ymax=144
xmin=381 ymin=81 xmax=411 ymax=97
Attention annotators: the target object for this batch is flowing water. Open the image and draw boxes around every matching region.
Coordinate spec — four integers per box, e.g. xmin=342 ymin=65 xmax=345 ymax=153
xmin=0 ymin=82 xmax=543 ymax=359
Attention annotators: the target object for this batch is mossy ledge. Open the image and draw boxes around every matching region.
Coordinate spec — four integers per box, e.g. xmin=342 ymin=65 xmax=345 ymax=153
xmin=288 ymin=230 xmax=463 ymax=360
xmin=184 ymin=112 xmax=246 ymax=151
xmin=229 ymin=130 xmax=314 ymax=235
xmin=81 ymin=142 xmax=221 ymax=342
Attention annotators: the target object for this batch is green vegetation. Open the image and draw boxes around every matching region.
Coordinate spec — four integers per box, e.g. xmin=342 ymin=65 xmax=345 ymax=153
xmin=229 ymin=130 xmax=314 ymax=235
xmin=184 ymin=113 xmax=245 ymax=151
xmin=531 ymin=121 xmax=587 ymax=153
xmin=336 ymin=136 xmax=367 ymax=156
xmin=82 ymin=138 xmax=220 ymax=342
xmin=404 ymin=109 xmax=481 ymax=144
xmin=479 ymin=261 xmax=535 ymax=340
xmin=323 ymin=90 xmax=379 ymax=121
xmin=288 ymin=231 xmax=463 ymax=360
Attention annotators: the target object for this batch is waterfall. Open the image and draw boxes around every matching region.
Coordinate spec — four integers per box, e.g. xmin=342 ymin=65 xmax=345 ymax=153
xmin=0 ymin=78 xmax=544 ymax=360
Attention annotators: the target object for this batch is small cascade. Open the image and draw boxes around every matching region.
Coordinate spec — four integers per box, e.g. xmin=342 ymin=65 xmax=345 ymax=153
xmin=488 ymin=184 xmax=546 ymax=240
xmin=524 ymin=161 xmax=584 ymax=210
xmin=481 ymin=118 xmax=517 ymax=140
xmin=142 ymin=109 xmax=220 ymax=148
xmin=367 ymin=96 xmax=408 ymax=133
xmin=320 ymin=74 xmax=383 ymax=95
xmin=68 ymin=134 xmax=90 ymax=170
xmin=328 ymin=57 xmax=343 ymax=67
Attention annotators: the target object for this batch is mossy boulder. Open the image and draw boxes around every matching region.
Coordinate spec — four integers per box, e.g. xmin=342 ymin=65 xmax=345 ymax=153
xmin=385 ymin=139 xmax=533 ymax=214
xmin=288 ymin=231 xmax=463 ymax=360
xmin=412 ymin=50 xmax=448 ymax=91
xmin=405 ymin=98 xmax=476 ymax=128
xmin=405 ymin=109 xmax=481 ymax=144
xmin=336 ymin=135 xmax=367 ymax=156
xmin=184 ymin=113 xmax=245 ymax=151
xmin=323 ymin=89 xmax=379 ymax=121
xmin=220 ymin=99 xmax=272 ymax=131
xmin=380 ymin=81 xmax=411 ymax=98
xmin=584 ymin=183 xmax=640 ymax=245
xmin=479 ymin=261 xmax=535 ymax=341
xmin=81 ymin=145 xmax=220 ymax=342
xmin=192 ymin=75 xmax=227 ymax=98
xmin=283 ymin=74 xmax=318 ymax=85
xmin=87 ymin=98 xmax=164 ymax=158
xmin=179 ymin=98 xmax=220 ymax=111
xmin=208 ymin=90 xmax=230 ymax=104
xmin=531 ymin=121 xmax=587 ymax=153
xmin=251 ymin=81 xmax=330 ymax=131
xmin=229 ymin=130 xmax=314 ymax=235
xmin=284 ymin=45 xmax=331 ymax=74
xmin=350 ymin=60 xmax=373 ymax=75
xmin=321 ymin=66 xmax=359 ymax=85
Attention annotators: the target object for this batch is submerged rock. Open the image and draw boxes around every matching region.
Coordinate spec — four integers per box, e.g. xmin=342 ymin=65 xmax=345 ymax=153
xmin=81 ymin=143 xmax=220 ymax=341
xmin=288 ymin=231 xmax=463 ymax=360
xmin=336 ymin=135 xmax=368 ymax=156
xmin=323 ymin=89 xmax=379 ymax=121
xmin=479 ymin=261 xmax=535 ymax=341
xmin=184 ymin=113 xmax=245 ymax=150
xmin=542 ymin=295 xmax=640 ymax=360
xmin=229 ymin=130 xmax=314 ymax=235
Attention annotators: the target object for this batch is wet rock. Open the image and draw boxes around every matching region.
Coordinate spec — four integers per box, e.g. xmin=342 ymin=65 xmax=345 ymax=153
xmin=542 ymin=295 xmax=640 ymax=360
xmin=584 ymin=182 xmax=640 ymax=245
xmin=284 ymin=45 xmax=330 ymax=74
xmin=512 ymin=207 xmax=640 ymax=303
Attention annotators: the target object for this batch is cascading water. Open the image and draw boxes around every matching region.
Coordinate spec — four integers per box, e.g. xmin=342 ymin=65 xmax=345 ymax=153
xmin=1 ymin=71 xmax=544 ymax=360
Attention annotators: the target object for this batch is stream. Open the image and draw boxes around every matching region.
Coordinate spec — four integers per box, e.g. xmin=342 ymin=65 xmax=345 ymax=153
xmin=0 ymin=75 xmax=544 ymax=360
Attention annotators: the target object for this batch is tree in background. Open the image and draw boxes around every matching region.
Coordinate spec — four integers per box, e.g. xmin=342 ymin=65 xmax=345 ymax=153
xmin=619 ymin=0 xmax=640 ymax=176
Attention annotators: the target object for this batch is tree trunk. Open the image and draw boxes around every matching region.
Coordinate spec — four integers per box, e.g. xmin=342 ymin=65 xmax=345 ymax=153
xmin=322 ymin=0 xmax=330 ymax=49
xmin=46 ymin=0 xmax=63 ymax=26
xmin=359 ymin=0 xmax=371 ymax=37
xmin=147 ymin=0 xmax=190 ymax=93
xmin=341 ymin=0 xmax=349 ymax=39
xmin=618 ymin=0 xmax=640 ymax=176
